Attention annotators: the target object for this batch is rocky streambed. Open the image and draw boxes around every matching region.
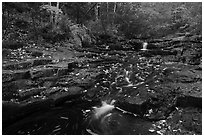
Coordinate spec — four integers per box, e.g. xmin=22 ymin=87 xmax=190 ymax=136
xmin=2 ymin=36 xmax=202 ymax=135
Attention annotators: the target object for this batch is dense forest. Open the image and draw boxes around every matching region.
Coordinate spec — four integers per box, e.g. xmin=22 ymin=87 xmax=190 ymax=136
xmin=2 ymin=2 xmax=202 ymax=43
xmin=2 ymin=2 xmax=202 ymax=135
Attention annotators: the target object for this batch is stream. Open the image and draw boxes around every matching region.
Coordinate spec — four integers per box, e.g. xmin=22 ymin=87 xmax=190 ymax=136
xmin=2 ymin=42 xmax=202 ymax=135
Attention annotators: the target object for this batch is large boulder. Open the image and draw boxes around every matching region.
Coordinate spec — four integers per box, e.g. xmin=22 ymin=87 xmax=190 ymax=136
xmin=115 ymin=96 xmax=149 ymax=116
xmin=49 ymin=86 xmax=84 ymax=106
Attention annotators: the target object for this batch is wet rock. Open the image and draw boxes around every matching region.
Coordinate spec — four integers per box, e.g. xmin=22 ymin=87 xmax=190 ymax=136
xmin=141 ymin=50 xmax=177 ymax=57
xmin=2 ymin=49 xmax=12 ymax=59
xmin=68 ymin=86 xmax=84 ymax=93
xmin=45 ymin=62 xmax=70 ymax=76
xmin=2 ymin=41 xmax=27 ymax=49
xmin=77 ymin=79 xmax=95 ymax=89
xmin=39 ymin=77 xmax=58 ymax=88
xmin=166 ymin=107 xmax=202 ymax=135
xmin=169 ymin=81 xmax=201 ymax=98
xmin=2 ymin=90 xmax=19 ymax=101
xmin=180 ymin=44 xmax=202 ymax=65
xmin=179 ymin=108 xmax=202 ymax=134
xmin=2 ymin=70 xmax=31 ymax=82
xmin=89 ymin=57 xmax=122 ymax=65
xmin=176 ymin=95 xmax=202 ymax=108
xmin=50 ymin=86 xmax=84 ymax=106
xmin=85 ymin=86 xmax=107 ymax=101
xmin=86 ymin=87 xmax=97 ymax=98
xmin=32 ymin=58 xmax=53 ymax=66
xmin=3 ymin=79 xmax=37 ymax=101
xmin=142 ymin=83 xmax=179 ymax=120
xmin=32 ymin=51 xmax=44 ymax=57
xmin=3 ymin=58 xmax=53 ymax=70
xmin=57 ymin=68 xmax=69 ymax=76
xmin=195 ymin=64 xmax=202 ymax=70
xmin=56 ymin=77 xmax=73 ymax=87
xmin=108 ymin=43 xmax=124 ymax=50
xmin=68 ymin=62 xmax=79 ymax=71
xmin=43 ymin=87 xmax=62 ymax=96
xmin=84 ymin=53 xmax=99 ymax=58
xmin=43 ymin=81 xmax=55 ymax=88
xmin=3 ymin=61 xmax=33 ymax=70
xmin=2 ymin=99 xmax=54 ymax=128
xmin=166 ymin=69 xmax=202 ymax=83
xmin=18 ymin=87 xmax=47 ymax=101
xmin=63 ymin=69 xmax=100 ymax=89
xmin=145 ymin=43 xmax=159 ymax=50
xmin=128 ymin=39 xmax=143 ymax=50
xmin=27 ymin=48 xmax=44 ymax=57
xmin=115 ymin=96 xmax=149 ymax=116
xmin=30 ymin=67 xmax=58 ymax=79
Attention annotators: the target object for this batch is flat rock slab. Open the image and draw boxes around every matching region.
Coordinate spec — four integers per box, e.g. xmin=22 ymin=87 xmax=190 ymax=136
xmin=116 ymin=96 xmax=149 ymax=116
xmin=2 ymin=70 xmax=31 ymax=82
xmin=3 ymin=79 xmax=38 ymax=101
xmin=3 ymin=58 xmax=53 ymax=70
xmin=18 ymin=87 xmax=47 ymax=101
xmin=30 ymin=67 xmax=58 ymax=79
xmin=176 ymin=95 xmax=202 ymax=108
xmin=48 ymin=86 xmax=84 ymax=106
xmin=2 ymin=65 xmax=70 ymax=83
xmin=170 ymin=82 xmax=202 ymax=98
xmin=2 ymin=99 xmax=54 ymax=128
xmin=57 ymin=68 xmax=101 ymax=88
xmin=2 ymin=41 xmax=28 ymax=49
xmin=2 ymin=85 xmax=84 ymax=127
xmin=140 ymin=50 xmax=177 ymax=57
xmin=3 ymin=60 xmax=33 ymax=70
xmin=25 ymin=48 xmax=44 ymax=57
xmin=169 ymin=70 xmax=202 ymax=83
xmin=165 ymin=107 xmax=202 ymax=134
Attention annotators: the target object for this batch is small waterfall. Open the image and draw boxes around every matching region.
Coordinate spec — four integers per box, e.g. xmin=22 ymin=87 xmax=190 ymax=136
xmin=93 ymin=100 xmax=115 ymax=119
xmin=141 ymin=42 xmax=148 ymax=51
xmin=86 ymin=99 xmax=154 ymax=135
xmin=86 ymin=100 xmax=116 ymax=134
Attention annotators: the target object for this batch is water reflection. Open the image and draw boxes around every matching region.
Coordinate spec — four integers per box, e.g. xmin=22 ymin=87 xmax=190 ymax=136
xmin=86 ymin=105 xmax=156 ymax=135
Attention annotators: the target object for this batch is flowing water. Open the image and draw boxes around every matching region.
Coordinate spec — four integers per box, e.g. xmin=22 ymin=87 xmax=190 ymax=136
xmin=3 ymin=101 xmax=156 ymax=135
xmin=3 ymin=48 xmax=173 ymax=135
xmin=141 ymin=42 xmax=148 ymax=51
xmin=86 ymin=102 xmax=155 ymax=135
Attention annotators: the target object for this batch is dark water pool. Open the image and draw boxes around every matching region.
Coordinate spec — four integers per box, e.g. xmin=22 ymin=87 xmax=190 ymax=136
xmin=3 ymin=101 xmax=157 ymax=135
xmin=86 ymin=107 xmax=156 ymax=135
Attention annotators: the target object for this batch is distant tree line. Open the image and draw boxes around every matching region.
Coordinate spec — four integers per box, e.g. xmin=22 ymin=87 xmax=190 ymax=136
xmin=2 ymin=2 xmax=202 ymax=43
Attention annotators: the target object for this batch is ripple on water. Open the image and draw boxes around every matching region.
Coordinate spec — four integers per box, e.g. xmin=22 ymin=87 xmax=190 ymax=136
xmin=3 ymin=105 xmax=87 ymax=135
xmin=86 ymin=108 xmax=157 ymax=135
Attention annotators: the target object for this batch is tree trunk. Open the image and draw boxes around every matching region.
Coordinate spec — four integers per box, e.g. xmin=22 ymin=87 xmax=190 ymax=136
xmin=76 ymin=3 xmax=80 ymax=24
xmin=113 ymin=2 xmax=117 ymax=24
xmin=106 ymin=2 xmax=109 ymax=20
xmin=3 ymin=10 xmax=10 ymax=36
xmin=83 ymin=3 xmax=97 ymax=19
xmin=55 ymin=2 xmax=60 ymax=26
xmin=113 ymin=2 xmax=117 ymax=13
xmin=31 ymin=10 xmax=38 ymax=41
xmin=49 ymin=2 xmax=55 ymax=30
xmin=95 ymin=3 xmax=100 ymax=20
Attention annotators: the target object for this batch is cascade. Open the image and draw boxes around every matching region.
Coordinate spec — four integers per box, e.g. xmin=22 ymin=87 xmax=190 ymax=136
xmin=141 ymin=42 xmax=148 ymax=51
xmin=93 ymin=100 xmax=115 ymax=119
